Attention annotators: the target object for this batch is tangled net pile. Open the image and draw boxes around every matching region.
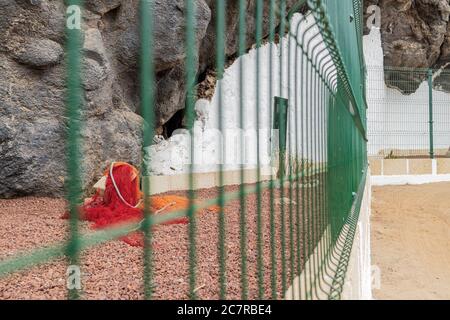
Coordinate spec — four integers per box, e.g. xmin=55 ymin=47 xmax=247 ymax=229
xmin=64 ymin=162 xmax=218 ymax=247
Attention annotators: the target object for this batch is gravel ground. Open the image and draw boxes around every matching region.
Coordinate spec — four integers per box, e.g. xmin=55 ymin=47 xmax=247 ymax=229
xmin=0 ymin=179 xmax=324 ymax=300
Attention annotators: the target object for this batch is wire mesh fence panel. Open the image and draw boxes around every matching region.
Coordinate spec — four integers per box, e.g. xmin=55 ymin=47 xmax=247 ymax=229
xmin=431 ymin=69 xmax=450 ymax=158
xmin=0 ymin=0 xmax=368 ymax=300
xmin=367 ymin=66 xmax=450 ymax=159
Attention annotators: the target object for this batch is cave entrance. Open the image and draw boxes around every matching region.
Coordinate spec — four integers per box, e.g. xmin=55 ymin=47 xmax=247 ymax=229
xmin=163 ymin=108 xmax=185 ymax=139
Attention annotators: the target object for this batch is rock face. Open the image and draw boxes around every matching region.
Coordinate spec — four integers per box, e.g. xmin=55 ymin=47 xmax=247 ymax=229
xmin=364 ymin=0 xmax=450 ymax=93
xmin=13 ymin=38 xmax=64 ymax=68
xmin=199 ymin=0 xmax=298 ymax=75
xmin=0 ymin=0 xmax=297 ymax=197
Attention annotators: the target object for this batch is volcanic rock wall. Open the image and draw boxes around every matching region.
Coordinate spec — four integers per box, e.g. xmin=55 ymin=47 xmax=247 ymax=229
xmin=0 ymin=0 xmax=297 ymax=197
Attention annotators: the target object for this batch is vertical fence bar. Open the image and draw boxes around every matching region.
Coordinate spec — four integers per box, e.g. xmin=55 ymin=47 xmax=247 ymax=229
xmin=287 ymin=24 xmax=295 ymax=300
xmin=428 ymin=68 xmax=434 ymax=159
xmin=238 ymin=0 xmax=248 ymax=300
xmin=312 ymin=58 xmax=320 ymax=298
xmin=299 ymin=17 xmax=309 ymax=299
xmin=185 ymin=0 xmax=198 ymax=300
xmin=255 ymin=0 xmax=265 ymax=300
xmin=65 ymin=0 xmax=83 ymax=300
xmin=216 ymin=0 xmax=227 ymax=300
xmin=279 ymin=0 xmax=288 ymax=298
xmin=293 ymin=12 xmax=309 ymax=299
xmin=268 ymin=0 xmax=277 ymax=300
xmin=139 ymin=0 xmax=155 ymax=300
xmin=294 ymin=17 xmax=301 ymax=300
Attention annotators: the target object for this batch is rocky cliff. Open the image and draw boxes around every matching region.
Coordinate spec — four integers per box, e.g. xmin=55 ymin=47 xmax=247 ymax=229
xmin=0 ymin=0 xmax=297 ymax=197
xmin=364 ymin=0 xmax=450 ymax=93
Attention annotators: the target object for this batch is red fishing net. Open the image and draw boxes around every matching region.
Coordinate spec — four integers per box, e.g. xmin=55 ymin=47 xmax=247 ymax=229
xmin=82 ymin=163 xmax=143 ymax=229
xmin=63 ymin=162 xmax=218 ymax=247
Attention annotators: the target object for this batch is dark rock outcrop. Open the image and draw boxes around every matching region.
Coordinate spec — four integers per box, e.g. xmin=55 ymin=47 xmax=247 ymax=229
xmin=364 ymin=0 xmax=450 ymax=93
xmin=13 ymin=38 xmax=64 ymax=68
xmin=199 ymin=0 xmax=298 ymax=75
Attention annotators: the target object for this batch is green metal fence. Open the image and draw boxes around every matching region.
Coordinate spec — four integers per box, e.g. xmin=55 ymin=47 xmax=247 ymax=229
xmin=0 ymin=0 xmax=368 ymax=300
xmin=367 ymin=66 xmax=450 ymax=159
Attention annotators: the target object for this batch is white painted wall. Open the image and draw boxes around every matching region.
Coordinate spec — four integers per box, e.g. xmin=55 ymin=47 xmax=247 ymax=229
xmin=364 ymin=28 xmax=450 ymax=157
xmin=145 ymin=13 xmax=333 ymax=175
xmin=342 ymin=171 xmax=373 ymax=300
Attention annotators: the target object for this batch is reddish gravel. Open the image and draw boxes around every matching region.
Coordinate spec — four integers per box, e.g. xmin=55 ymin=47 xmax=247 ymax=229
xmin=0 ymin=179 xmax=324 ymax=300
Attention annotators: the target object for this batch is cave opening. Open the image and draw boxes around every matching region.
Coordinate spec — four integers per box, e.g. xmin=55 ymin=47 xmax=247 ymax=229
xmin=163 ymin=108 xmax=185 ymax=139
xmin=102 ymin=5 xmax=121 ymax=29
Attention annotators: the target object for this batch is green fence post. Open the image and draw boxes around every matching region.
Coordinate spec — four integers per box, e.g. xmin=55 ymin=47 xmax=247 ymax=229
xmin=428 ymin=69 xmax=434 ymax=159
xmin=65 ymin=0 xmax=84 ymax=300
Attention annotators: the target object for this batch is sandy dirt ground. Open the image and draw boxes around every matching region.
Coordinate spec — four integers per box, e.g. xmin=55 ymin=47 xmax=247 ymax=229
xmin=371 ymin=182 xmax=450 ymax=300
xmin=0 ymin=178 xmax=323 ymax=300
